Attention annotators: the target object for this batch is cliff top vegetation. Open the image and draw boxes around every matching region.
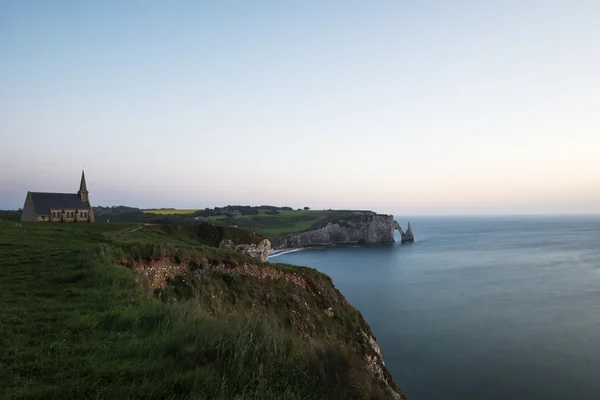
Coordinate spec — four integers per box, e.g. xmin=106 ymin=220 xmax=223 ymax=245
xmin=0 ymin=221 xmax=403 ymax=399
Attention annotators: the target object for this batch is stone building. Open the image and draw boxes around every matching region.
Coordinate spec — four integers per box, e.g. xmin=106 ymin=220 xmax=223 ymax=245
xmin=21 ymin=170 xmax=95 ymax=222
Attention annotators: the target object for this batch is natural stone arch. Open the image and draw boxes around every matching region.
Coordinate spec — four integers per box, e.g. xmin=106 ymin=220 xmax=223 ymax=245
xmin=394 ymin=221 xmax=414 ymax=243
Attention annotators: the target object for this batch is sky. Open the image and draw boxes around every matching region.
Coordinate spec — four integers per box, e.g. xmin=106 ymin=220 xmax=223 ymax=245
xmin=1 ymin=1 xmax=599 ymax=215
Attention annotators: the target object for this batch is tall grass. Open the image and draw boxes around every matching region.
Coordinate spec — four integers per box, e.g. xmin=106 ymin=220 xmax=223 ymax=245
xmin=0 ymin=222 xmax=395 ymax=399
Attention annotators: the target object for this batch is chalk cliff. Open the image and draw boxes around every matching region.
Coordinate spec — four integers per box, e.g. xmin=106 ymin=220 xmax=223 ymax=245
xmin=276 ymin=211 xmax=408 ymax=249
xmin=403 ymin=222 xmax=414 ymax=243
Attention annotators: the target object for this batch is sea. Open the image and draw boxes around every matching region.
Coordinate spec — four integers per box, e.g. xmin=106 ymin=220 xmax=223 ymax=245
xmin=271 ymin=216 xmax=600 ymax=400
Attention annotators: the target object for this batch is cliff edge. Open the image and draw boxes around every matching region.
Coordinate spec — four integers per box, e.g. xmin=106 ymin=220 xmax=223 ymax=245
xmin=276 ymin=211 xmax=412 ymax=249
xmin=126 ymin=253 xmax=405 ymax=399
xmin=118 ymin=224 xmax=406 ymax=399
xmin=219 ymin=238 xmax=271 ymax=262
xmin=3 ymin=220 xmax=407 ymax=399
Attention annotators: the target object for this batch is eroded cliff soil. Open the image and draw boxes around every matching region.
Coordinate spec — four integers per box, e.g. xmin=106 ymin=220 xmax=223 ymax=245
xmin=121 ymin=255 xmax=405 ymax=399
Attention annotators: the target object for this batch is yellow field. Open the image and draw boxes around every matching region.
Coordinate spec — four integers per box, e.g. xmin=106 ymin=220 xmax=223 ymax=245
xmin=142 ymin=209 xmax=200 ymax=215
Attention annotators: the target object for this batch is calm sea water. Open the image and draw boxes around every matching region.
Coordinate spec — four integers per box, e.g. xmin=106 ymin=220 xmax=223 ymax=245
xmin=272 ymin=216 xmax=600 ymax=400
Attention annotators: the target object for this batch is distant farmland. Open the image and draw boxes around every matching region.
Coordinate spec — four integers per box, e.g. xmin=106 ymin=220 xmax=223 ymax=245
xmin=142 ymin=209 xmax=199 ymax=215
xmin=205 ymin=209 xmax=329 ymax=238
xmin=139 ymin=207 xmax=333 ymax=239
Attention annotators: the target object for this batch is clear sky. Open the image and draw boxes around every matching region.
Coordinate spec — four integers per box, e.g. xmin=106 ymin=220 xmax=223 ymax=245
xmin=1 ymin=1 xmax=599 ymax=214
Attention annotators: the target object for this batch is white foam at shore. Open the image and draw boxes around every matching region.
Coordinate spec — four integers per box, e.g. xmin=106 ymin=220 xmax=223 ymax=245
xmin=268 ymin=248 xmax=304 ymax=258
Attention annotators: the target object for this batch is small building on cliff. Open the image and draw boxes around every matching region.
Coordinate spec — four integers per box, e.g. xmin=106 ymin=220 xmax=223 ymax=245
xmin=20 ymin=170 xmax=95 ymax=223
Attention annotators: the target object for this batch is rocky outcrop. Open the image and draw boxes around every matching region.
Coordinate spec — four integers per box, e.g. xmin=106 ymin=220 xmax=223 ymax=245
xmin=219 ymin=238 xmax=271 ymax=262
xmin=362 ymin=331 xmax=403 ymax=400
xmin=403 ymin=222 xmax=414 ymax=243
xmin=393 ymin=221 xmax=414 ymax=243
xmin=276 ymin=212 xmax=414 ymax=249
xmin=276 ymin=212 xmax=396 ymax=249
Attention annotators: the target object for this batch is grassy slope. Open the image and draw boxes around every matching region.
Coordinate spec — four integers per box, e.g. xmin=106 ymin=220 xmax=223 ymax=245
xmin=207 ymin=210 xmax=329 ymax=239
xmin=0 ymin=222 xmax=400 ymax=400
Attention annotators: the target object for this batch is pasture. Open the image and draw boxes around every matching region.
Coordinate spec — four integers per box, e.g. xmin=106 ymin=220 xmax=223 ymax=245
xmin=142 ymin=209 xmax=199 ymax=215
xmin=206 ymin=209 xmax=329 ymax=238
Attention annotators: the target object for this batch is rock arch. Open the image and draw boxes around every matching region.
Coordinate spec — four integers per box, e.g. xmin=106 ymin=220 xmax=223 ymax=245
xmin=393 ymin=221 xmax=414 ymax=243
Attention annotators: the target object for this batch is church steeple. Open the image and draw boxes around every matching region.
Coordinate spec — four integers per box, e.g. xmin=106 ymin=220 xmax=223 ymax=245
xmin=78 ymin=170 xmax=89 ymax=202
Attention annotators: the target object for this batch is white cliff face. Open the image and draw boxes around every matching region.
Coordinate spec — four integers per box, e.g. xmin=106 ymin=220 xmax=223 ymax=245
xmin=277 ymin=212 xmax=396 ymax=249
xmin=219 ymin=238 xmax=271 ymax=262
xmin=361 ymin=331 xmax=403 ymax=400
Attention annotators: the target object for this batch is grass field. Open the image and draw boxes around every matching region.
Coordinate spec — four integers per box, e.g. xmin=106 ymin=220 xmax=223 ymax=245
xmin=207 ymin=209 xmax=329 ymax=238
xmin=140 ymin=209 xmax=332 ymax=239
xmin=142 ymin=209 xmax=200 ymax=215
xmin=0 ymin=221 xmax=398 ymax=399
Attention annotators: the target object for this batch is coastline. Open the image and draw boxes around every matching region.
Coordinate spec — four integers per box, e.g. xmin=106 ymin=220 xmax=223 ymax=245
xmin=268 ymin=245 xmax=336 ymax=259
xmin=268 ymin=248 xmax=304 ymax=258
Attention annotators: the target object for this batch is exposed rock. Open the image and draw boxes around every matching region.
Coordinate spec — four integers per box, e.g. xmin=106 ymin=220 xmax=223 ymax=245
xmin=361 ymin=331 xmax=403 ymax=400
xmin=225 ymin=263 xmax=309 ymax=289
xmin=127 ymin=258 xmax=190 ymax=289
xmin=277 ymin=212 xmax=414 ymax=249
xmin=393 ymin=221 xmax=415 ymax=244
xmin=219 ymin=238 xmax=271 ymax=262
xmin=403 ymin=222 xmax=414 ymax=243
xmin=393 ymin=221 xmax=403 ymax=237
xmin=276 ymin=212 xmax=396 ymax=249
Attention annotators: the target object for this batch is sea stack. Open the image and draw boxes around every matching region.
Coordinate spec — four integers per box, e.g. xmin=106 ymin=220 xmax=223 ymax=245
xmin=401 ymin=222 xmax=414 ymax=243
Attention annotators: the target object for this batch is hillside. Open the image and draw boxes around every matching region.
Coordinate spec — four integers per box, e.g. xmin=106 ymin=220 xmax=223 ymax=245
xmin=92 ymin=206 xmax=333 ymax=239
xmin=0 ymin=222 xmax=404 ymax=399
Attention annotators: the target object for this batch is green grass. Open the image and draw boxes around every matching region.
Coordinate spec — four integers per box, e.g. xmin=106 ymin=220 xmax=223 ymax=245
xmin=207 ymin=210 xmax=329 ymax=239
xmin=0 ymin=222 xmax=399 ymax=399
xmin=139 ymin=209 xmax=367 ymax=241
xmin=142 ymin=209 xmax=200 ymax=215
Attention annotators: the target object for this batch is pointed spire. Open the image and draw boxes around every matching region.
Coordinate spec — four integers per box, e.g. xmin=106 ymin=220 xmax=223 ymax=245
xmin=401 ymin=222 xmax=414 ymax=243
xmin=78 ymin=170 xmax=89 ymax=202
xmin=79 ymin=170 xmax=88 ymax=193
